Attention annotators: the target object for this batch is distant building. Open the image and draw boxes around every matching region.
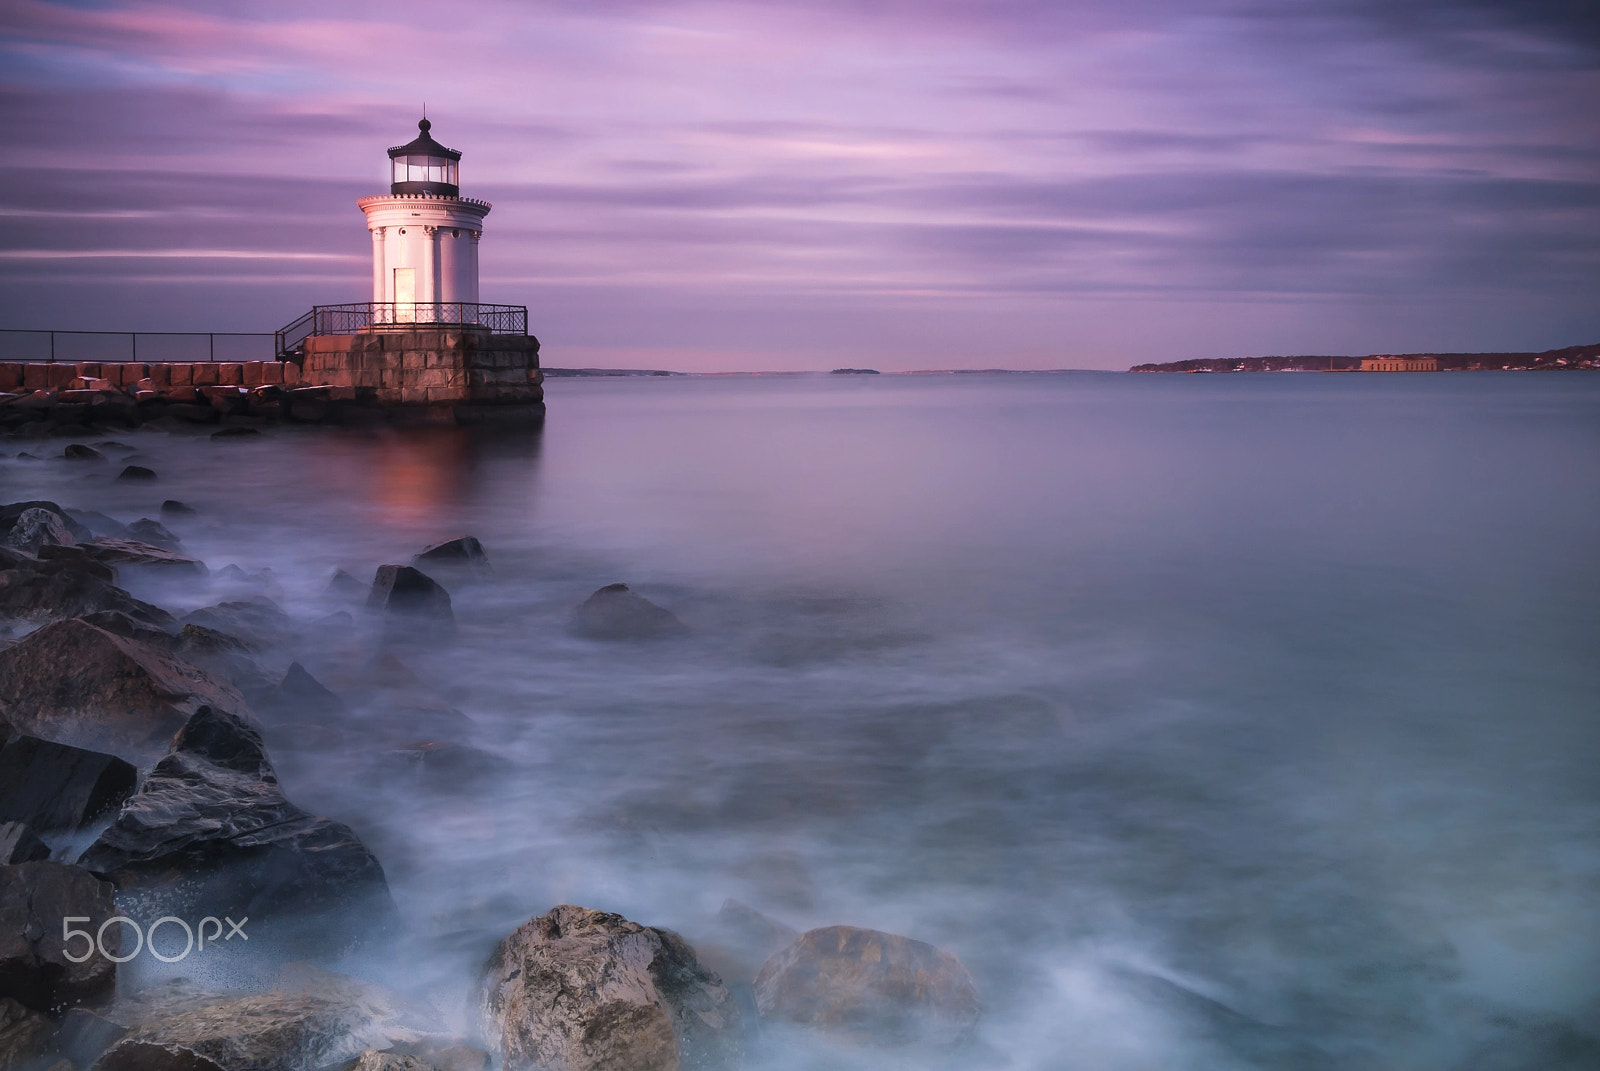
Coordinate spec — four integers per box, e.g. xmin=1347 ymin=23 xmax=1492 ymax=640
xmin=1360 ymin=355 xmax=1439 ymax=372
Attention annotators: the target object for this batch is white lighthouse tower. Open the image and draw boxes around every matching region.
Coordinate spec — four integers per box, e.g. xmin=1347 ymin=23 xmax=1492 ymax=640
xmin=358 ymin=118 xmax=490 ymax=320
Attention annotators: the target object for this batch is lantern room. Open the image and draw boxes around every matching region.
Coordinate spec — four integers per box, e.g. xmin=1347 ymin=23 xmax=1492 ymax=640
xmin=388 ymin=118 xmax=461 ymax=197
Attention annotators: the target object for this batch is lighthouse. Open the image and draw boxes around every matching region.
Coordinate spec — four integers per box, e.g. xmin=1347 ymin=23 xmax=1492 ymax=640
xmin=358 ymin=118 xmax=491 ymax=318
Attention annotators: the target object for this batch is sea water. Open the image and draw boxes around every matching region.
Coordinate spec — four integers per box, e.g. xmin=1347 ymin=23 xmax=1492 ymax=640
xmin=5 ymin=371 xmax=1597 ymax=1069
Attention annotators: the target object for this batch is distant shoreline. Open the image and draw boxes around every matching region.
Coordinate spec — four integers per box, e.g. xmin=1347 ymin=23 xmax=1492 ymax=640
xmin=1128 ymin=343 xmax=1599 ymax=374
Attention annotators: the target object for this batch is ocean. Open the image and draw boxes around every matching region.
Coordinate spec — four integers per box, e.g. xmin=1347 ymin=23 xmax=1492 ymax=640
xmin=7 ymin=370 xmax=1598 ymax=1069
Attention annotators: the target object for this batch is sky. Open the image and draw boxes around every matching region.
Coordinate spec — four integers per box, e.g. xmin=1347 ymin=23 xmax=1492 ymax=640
xmin=0 ymin=0 xmax=1596 ymax=371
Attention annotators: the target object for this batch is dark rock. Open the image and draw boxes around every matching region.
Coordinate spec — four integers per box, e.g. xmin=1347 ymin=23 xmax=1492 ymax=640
xmin=257 ymin=662 xmax=344 ymax=719
xmin=92 ymin=441 xmax=134 ymax=454
xmin=327 ymin=568 xmax=367 ymax=600
xmin=479 ymin=904 xmax=742 ymax=1071
xmin=368 ymin=566 xmax=453 ymax=629
xmin=116 ymin=466 xmax=157 ymax=481
xmin=753 ymin=925 xmax=980 ymax=1047
xmin=171 ymin=625 xmax=273 ymax=696
xmin=66 ymin=509 xmax=132 ymax=539
xmin=412 ymin=537 xmax=491 ymax=580
xmin=79 ymin=538 xmax=206 ymax=577
xmin=210 ymin=426 xmax=260 ymax=439
xmin=0 ymin=820 xmax=51 ymax=863
xmin=0 ymin=503 xmax=92 ymax=544
xmin=63 ymin=444 xmax=104 ymax=461
xmin=40 ymin=1005 xmax=130 ymax=1068
xmin=85 ymin=966 xmax=439 ymax=1071
xmin=0 ymin=546 xmax=173 ymax=628
xmin=0 ymin=734 xmax=137 ymax=831
xmin=181 ymin=597 xmax=295 ymax=649
xmin=3 ymin=507 xmax=75 ymax=553
xmin=123 ymin=519 xmax=181 ymax=552
xmin=0 ymin=996 xmax=54 ymax=1068
xmin=570 ymin=584 xmax=689 ymax=641
xmin=159 ymin=500 xmax=196 ymax=516
xmin=0 ymin=861 xmax=118 ymax=1014
xmin=0 ymin=618 xmax=250 ymax=762
xmin=79 ymin=707 xmax=394 ymax=935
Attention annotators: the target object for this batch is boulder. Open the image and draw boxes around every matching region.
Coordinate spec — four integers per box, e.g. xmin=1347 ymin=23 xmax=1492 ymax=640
xmin=79 ymin=538 xmax=207 ymax=578
xmin=170 ymin=624 xmax=273 ymax=696
xmin=79 ymin=707 xmax=393 ymax=935
xmin=0 ymin=546 xmax=173 ymax=628
xmin=0 ymin=619 xmax=249 ymax=762
xmin=350 ymin=1043 xmax=490 ymax=1071
xmin=63 ymin=444 xmax=104 ymax=461
xmin=0 ymin=821 xmax=50 ymax=864
xmin=0 ymin=733 xmax=137 ymax=831
xmin=753 ymin=925 xmax=980 ymax=1047
xmin=695 ymin=900 xmax=798 ymax=989
xmin=181 ymin=597 xmax=296 ymax=650
xmin=326 ymin=569 xmax=367 ymax=600
xmin=66 ymin=510 xmax=132 ymax=539
xmin=369 ymin=566 xmax=453 ymax=623
xmin=0 ymin=861 xmax=119 ymax=1013
xmin=123 ymin=519 xmax=181 ymax=552
xmin=256 ymin=662 xmax=344 ymax=719
xmin=479 ymin=904 xmax=742 ymax=1071
xmin=0 ymin=503 xmax=92 ymax=544
xmin=84 ymin=966 xmax=440 ymax=1071
xmin=570 ymin=584 xmax=689 ymax=641
xmin=160 ymin=500 xmax=196 ymax=516
xmin=4 ymin=508 xmax=75 ymax=554
xmin=412 ymin=537 xmax=492 ymax=580
xmin=0 ymin=997 xmax=53 ymax=1069
xmin=116 ymin=466 xmax=156 ymax=482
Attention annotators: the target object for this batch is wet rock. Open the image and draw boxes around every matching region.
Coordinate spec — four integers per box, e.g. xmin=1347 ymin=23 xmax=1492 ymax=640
xmin=160 ymin=500 xmax=196 ymax=516
xmin=0 ymin=821 xmax=51 ymax=864
xmin=63 ymin=444 xmax=104 ymax=461
xmin=570 ymin=584 xmax=689 ymax=641
xmin=66 ymin=510 xmax=132 ymax=540
xmin=369 ymin=565 xmax=453 ymax=618
xmin=0 ymin=546 xmax=172 ymax=628
xmin=0 ymin=861 xmax=119 ymax=1014
xmin=3 ymin=507 xmax=76 ymax=554
xmin=116 ymin=466 xmax=156 ymax=482
xmin=0 ymin=618 xmax=249 ymax=762
xmin=86 ymin=966 xmax=439 ymax=1071
xmin=257 ymin=662 xmax=344 ymax=719
xmin=181 ymin=597 xmax=296 ymax=649
xmin=412 ymin=537 xmax=492 ymax=580
xmin=79 ymin=538 xmax=206 ymax=577
xmin=479 ymin=904 xmax=742 ymax=1071
xmin=0 ymin=996 xmax=54 ymax=1068
xmin=79 ymin=707 xmax=393 ymax=935
xmin=0 ymin=733 xmax=138 ymax=831
xmin=351 ymin=1042 xmax=491 ymax=1071
xmin=753 ymin=925 xmax=980 ymax=1047
xmin=123 ymin=519 xmax=181 ymax=552
xmin=0 ymin=503 xmax=92 ymax=544
xmin=210 ymin=426 xmax=260 ymax=439
xmin=171 ymin=625 xmax=274 ymax=696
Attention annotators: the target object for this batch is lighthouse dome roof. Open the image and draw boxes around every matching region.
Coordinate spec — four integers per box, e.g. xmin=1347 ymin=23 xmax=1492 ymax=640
xmin=388 ymin=118 xmax=462 ymax=161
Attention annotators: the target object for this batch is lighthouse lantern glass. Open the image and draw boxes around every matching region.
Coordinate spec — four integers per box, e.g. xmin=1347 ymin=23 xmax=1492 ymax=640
xmin=393 ymin=156 xmax=457 ymax=187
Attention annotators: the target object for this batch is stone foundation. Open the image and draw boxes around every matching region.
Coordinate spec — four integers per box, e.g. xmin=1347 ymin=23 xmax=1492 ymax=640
xmin=300 ymin=328 xmax=543 ymax=415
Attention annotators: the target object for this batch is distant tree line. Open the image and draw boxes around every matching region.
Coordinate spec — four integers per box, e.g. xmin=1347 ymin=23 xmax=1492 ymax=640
xmin=1129 ymin=343 xmax=1600 ymax=373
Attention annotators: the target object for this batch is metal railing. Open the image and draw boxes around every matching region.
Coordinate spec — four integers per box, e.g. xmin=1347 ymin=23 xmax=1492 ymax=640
xmin=0 ymin=329 xmax=277 ymax=364
xmin=274 ymin=302 xmax=529 ymax=358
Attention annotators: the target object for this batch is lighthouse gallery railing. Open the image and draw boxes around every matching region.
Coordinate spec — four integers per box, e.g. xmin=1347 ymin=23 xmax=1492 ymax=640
xmin=274 ymin=302 xmax=528 ymax=358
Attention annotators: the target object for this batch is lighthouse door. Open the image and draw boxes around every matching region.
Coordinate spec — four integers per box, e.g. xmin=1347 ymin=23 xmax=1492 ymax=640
xmin=393 ymin=267 xmax=415 ymax=321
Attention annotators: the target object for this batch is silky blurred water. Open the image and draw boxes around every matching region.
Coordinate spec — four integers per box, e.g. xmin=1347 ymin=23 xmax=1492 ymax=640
xmin=5 ymin=371 xmax=1599 ymax=1069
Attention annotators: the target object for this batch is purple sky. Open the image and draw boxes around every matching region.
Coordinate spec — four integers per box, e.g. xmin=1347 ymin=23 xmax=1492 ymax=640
xmin=1 ymin=0 xmax=1596 ymax=371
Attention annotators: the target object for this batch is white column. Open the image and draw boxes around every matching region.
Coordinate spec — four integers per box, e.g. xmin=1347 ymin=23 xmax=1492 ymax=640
xmin=468 ymin=231 xmax=481 ymax=305
xmin=423 ymin=226 xmax=441 ymax=315
xmin=439 ymin=229 xmax=458 ymax=309
xmin=370 ymin=227 xmax=386 ymax=303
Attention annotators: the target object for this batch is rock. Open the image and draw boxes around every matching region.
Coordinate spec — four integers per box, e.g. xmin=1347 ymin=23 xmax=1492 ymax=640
xmin=570 ymin=584 xmax=689 ymax=641
xmin=181 ymin=597 xmax=295 ymax=649
xmin=327 ymin=569 xmax=367 ymax=600
xmin=160 ymin=500 xmax=196 ymax=516
xmin=79 ymin=538 xmax=207 ymax=577
xmin=116 ymin=466 xmax=156 ymax=482
xmin=479 ymin=904 xmax=742 ymax=1071
xmin=66 ymin=510 xmax=132 ymax=539
xmin=79 ymin=707 xmax=393 ymax=935
xmin=3 ymin=508 xmax=76 ymax=554
xmin=0 ymin=733 xmax=137 ymax=831
xmin=368 ymin=566 xmax=453 ymax=636
xmin=0 ymin=503 xmax=92 ymax=544
xmin=385 ymin=741 xmax=510 ymax=793
xmin=171 ymin=625 xmax=274 ymax=696
xmin=86 ymin=966 xmax=440 ymax=1071
xmin=350 ymin=1042 xmax=490 ymax=1071
xmin=256 ymin=662 xmax=344 ymax=719
xmin=753 ymin=925 xmax=980 ymax=1047
xmin=0 ymin=996 xmax=54 ymax=1068
xmin=0 ymin=821 xmax=51 ymax=864
xmin=123 ymin=519 xmax=181 ymax=552
xmin=210 ymin=427 xmax=260 ymax=439
xmin=0 ymin=618 xmax=249 ymax=762
xmin=63 ymin=444 xmax=104 ymax=461
xmin=0 ymin=862 xmax=119 ymax=1013
xmin=0 ymin=546 xmax=173 ymax=628
xmin=412 ymin=537 xmax=491 ymax=580
xmin=697 ymin=900 xmax=799 ymax=987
